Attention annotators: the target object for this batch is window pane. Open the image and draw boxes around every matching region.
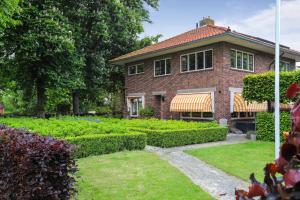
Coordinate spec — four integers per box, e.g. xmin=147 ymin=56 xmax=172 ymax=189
xmin=236 ymin=52 xmax=242 ymax=69
xmin=231 ymin=112 xmax=238 ymax=118
xmin=249 ymin=55 xmax=254 ymax=71
xmin=155 ymin=61 xmax=161 ymax=76
xmin=248 ymin=112 xmax=255 ymax=118
xmin=239 ymin=112 xmax=246 ymax=118
xmin=203 ymin=112 xmax=213 ymax=118
xmin=192 ymin=112 xmax=202 ymax=118
xmin=230 ymin=50 xmax=236 ymax=68
xmin=181 ymin=55 xmax=188 ymax=72
xmin=137 ymin=64 xmax=144 ymax=73
xmin=189 ymin=54 xmax=196 ymax=71
xmin=243 ymin=53 xmax=249 ymax=70
xmin=197 ymin=52 xmax=204 ymax=69
xmin=129 ymin=66 xmax=136 ymax=75
xmin=160 ymin=60 xmax=166 ymax=75
xmin=205 ymin=50 xmax=213 ymax=68
xmin=181 ymin=112 xmax=190 ymax=117
xmin=137 ymin=98 xmax=143 ymax=114
xmin=166 ymin=59 xmax=171 ymax=74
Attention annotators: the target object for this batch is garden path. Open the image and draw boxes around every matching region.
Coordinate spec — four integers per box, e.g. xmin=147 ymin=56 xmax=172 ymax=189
xmin=146 ymin=134 xmax=249 ymax=200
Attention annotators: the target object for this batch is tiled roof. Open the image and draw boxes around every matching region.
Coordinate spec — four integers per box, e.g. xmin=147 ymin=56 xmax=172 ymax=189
xmin=111 ymin=25 xmax=228 ymax=62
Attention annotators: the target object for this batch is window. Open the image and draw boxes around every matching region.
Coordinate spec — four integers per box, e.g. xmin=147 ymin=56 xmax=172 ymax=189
xmin=280 ymin=61 xmax=291 ymax=72
xmin=231 ymin=49 xmax=254 ymax=72
xmin=128 ymin=64 xmax=144 ymax=75
xmin=129 ymin=97 xmax=144 ymax=117
xmin=231 ymin=112 xmax=256 ymax=119
xmin=154 ymin=58 xmax=171 ymax=76
xmin=181 ymin=49 xmax=213 ymax=72
xmin=180 ymin=112 xmax=214 ymax=120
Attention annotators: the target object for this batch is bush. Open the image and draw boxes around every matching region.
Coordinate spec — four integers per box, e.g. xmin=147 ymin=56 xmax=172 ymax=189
xmin=131 ymin=127 xmax=228 ymax=147
xmin=256 ymin=112 xmax=291 ymax=141
xmin=96 ymin=106 xmax=112 ymax=116
xmin=139 ymin=107 xmax=154 ymax=118
xmin=0 ymin=126 xmax=77 ymax=200
xmin=66 ymin=132 xmax=146 ymax=158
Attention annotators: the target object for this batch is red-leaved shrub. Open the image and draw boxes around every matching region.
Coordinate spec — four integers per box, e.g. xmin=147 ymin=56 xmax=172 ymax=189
xmin=0 ymin=125 xmax=77 ymax=200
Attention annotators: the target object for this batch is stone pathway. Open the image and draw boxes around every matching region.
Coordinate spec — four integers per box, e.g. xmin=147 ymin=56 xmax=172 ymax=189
xmin=146 ymin=134 xmax=249 ymax=200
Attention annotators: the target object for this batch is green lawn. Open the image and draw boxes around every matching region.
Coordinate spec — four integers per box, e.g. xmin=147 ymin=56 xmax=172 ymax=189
xmin=75 ymin=151 xmax=213 ymax=200
xmin=186 ymin=142 xmax=274 ymax=181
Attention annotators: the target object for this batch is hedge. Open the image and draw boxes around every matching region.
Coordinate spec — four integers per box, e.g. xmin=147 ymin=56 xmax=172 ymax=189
xmin=131 ymin=127 xmax=228 ymax=147
xmin=66 ymin=132 xmax=147 ymax=158
xmin=243 ymin=70 xmax=300 ymax=103
xmin=256 ymin=112 xmax=291 ymax=141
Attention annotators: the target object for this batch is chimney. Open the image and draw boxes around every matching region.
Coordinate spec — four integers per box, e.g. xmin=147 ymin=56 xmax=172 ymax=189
xmin=200 ymin=16 xmax=215 ymax=27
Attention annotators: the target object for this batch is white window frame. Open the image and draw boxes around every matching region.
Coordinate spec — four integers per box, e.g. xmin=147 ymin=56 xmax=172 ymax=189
xmin=230 ymin=49 xmax=255 ymax=72
xmin=128 ymin=63 xmax=145 ymax=75
xmin=180 ymin=112 xmax=214 ymax=120
xmin=180 ymin=49 xmax=213 ymax=73
xmin=280 ymin=61 xmax=291 ymax=71
xmin=126 ymin=94 xmax=145 ymax=117
xmin=231 ymin=112 xmax=256 ymax=120
xmin=153 ymin=58 xmax=171 ymax=77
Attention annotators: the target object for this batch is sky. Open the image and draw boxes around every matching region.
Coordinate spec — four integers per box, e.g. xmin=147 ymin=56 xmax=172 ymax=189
xmin=141 ymin=0 xmax=300 ymax=56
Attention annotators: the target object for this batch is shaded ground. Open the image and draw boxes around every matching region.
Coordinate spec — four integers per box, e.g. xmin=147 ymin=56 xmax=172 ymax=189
xmin=75 ymin=151 xmax=213 ymax=200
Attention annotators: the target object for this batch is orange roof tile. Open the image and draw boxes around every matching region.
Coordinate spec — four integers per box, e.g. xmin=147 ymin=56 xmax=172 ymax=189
xmin=111 ymin=25 xmax=228 ymax=62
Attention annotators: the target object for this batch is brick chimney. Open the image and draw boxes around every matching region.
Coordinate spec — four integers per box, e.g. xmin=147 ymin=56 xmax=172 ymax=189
xmin=200 ymin=16 xmax=215 ymax=27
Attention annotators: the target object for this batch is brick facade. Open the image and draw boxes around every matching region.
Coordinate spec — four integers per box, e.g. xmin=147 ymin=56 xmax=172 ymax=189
xmin=124 ymin=42 xmax=295 ymax=123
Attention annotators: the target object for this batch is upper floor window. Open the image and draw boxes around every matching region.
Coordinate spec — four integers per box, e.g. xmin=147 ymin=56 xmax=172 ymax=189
xmin=280 ymin=61 xmax=291 ymax=71
xmin=154 ymin=58 xmax=171 ymax=76
xmin=230 ymin=49 xmax=254 ymax=72
xmin=181 ymin=49 xmax=213 ymax=72
xmin=128 ymin=64 xmax=144 ymax=75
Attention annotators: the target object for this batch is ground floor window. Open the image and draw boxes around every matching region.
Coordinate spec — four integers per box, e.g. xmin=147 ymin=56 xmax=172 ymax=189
xmin=231 ymin=112 xmax=256 ymax=119
xmin=180 ymin=112 xmax=213 ymax=120
xmin=128 ymin=97 xmax=143 ymax=117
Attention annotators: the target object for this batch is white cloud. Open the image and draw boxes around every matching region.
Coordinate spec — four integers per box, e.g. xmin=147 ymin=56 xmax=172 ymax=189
xmin=218 ymin=0 xmax=300 ymax=51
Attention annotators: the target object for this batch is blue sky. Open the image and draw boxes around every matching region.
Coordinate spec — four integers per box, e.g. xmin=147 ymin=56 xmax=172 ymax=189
xmin=141 ymin=0 xmax=300 ymax=52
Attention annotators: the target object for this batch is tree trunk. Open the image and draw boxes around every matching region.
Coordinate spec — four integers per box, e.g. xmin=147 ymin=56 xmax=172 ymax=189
xmin=72 ymin=89 xmax=80 ymax=115
xmin=36 ymin=78 xmax=46 ymax=118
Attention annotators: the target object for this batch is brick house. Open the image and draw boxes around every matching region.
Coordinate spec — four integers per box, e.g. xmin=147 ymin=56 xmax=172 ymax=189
xmin=111 ymin=18 xmax=300 ymax=127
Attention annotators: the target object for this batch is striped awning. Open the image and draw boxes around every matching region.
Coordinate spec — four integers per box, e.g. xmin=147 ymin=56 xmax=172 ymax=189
xmin=233 ymin=93 xmax=267 ymax=112
xmin=170 ymin=93 xmax=212 ymax=112
xmin=280 ymin=103 xmax=294 ymax=110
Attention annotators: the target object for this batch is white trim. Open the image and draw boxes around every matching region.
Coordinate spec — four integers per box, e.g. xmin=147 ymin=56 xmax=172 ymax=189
xmin=152 ymin=91 xmax=166 ymax=96
xmin=177 ymin=87 xmax=216 ymax=94
xmin=128 ymin=63 xmax=145 ymax=75
xmin=153 ymin=58 xmax=171 ymax=77
xmin=180 ymin=49 xmax=213 ymax=73
xmin=126 ymin=94 xmax=145 ymax=117
xmin=230 ymin=49 xmax=255 ymax=72
xmin=229 ymin=87 xmax=243 ymax=113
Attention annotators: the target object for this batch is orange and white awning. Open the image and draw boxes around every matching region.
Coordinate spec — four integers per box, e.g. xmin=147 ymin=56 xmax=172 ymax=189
xmin=280 ymin=103 xmax=294 ymax=110
xmin=170 ymin=93 xmax=212 ymax=112
xmin=233 ymin=93 xmax=267 ymax=112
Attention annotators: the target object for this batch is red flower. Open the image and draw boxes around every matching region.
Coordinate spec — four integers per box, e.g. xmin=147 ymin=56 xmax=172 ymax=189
xmin=291 ymin=102 xmax=300 ymax=132
xmin=286 ymin=83 xmax=300 ymax=99
xmin=284 ymin=169 xmax=300 ymax=188
xmin=265 ymin=163 xmax=279 ymax=176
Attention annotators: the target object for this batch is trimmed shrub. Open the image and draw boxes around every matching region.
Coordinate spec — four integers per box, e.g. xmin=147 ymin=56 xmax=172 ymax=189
xmin=139 ymin=107 xmax=154 ymax=118
xmin=256 ymin=112 xmax=291 ymax=141
xmin=66 ymin=132 xmax=147 ymax=158
xmin=0 ymin=126 xmax=77 ymax=200
xmin=131 ymin=127 xmax=228 ymax=147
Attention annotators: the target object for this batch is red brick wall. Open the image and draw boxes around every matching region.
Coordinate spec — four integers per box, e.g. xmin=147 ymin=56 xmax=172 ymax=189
xmin=124 ymin=42 xmax=294 ymax=122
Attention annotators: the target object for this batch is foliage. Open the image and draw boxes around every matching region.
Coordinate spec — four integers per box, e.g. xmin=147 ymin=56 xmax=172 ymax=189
xmin=132 ymin=127 xmax=228 ymax=147
xmin=235 ymin=83 xmax=300 ymax=199
xmin=133 ymin=34 xmax=162 ymax=50
xmin=256 ymin=112 xmax=291 ymax=141
xmin=243 ymin=70 xmax=300 ymax=103
xmin=0 ymin=126 xmax=77 ymax=200
xmin=1 ymin=0 xmax=84 ymax=116
xmin=76 ymin=151 xmax=213 ymax=200
xmin=96 ymin=106 xmax=112 ymax=116
xmin=66 ymin=132 xmax=146 ymax=158
xmin=0 ymin=0 xmax=20 ymax=32
xmin=139 ymin=107 xmax=154 ymax=118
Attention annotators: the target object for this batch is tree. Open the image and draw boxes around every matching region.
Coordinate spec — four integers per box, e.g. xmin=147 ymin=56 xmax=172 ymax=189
xmin=1 ymin=0 xmax=84 ymax=117
xmin=0 ymin=0 xmax=20 ymax=32
xmin=64 ymin=0 xmax=159 ymax=114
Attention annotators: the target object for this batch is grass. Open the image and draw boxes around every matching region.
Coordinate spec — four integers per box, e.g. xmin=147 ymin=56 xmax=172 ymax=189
xmin=185 ymin=142 xmax=274 ymax=181
xmin=75 ymin=151 xmax=213 ymax=200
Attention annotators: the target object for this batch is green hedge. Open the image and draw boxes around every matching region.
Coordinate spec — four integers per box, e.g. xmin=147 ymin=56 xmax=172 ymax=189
xmin=66 ymin=132 xmax=146 ymax=158
xmin=243 ymin=70 xmax=300 ymax=103
xmin=131 ymin=127 xmax=228 ymax=147
xmin=256 ymin=112 xmax=291 ymax=141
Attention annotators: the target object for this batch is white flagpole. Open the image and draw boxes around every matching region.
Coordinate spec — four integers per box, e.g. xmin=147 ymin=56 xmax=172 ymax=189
xmin=275 ymin=0 xmax=281 ymax=159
